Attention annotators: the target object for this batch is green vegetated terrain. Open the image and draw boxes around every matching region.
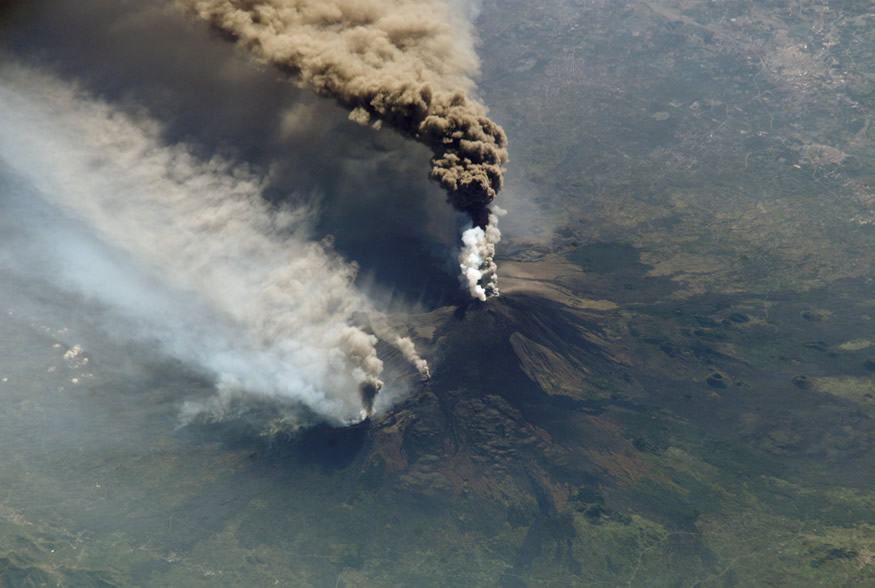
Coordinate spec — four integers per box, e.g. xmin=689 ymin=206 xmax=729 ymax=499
xmin=1 ymin=0 xmax=874 ymax=586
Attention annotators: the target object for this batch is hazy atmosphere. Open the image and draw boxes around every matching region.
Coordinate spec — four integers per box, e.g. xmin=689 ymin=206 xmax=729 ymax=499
xmin=1 ymin=0 xmax=874 ymax=585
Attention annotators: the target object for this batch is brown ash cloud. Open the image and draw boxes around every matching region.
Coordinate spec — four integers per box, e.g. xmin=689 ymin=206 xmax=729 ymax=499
xmin=177 ymin=0 xmax=508 ymax=296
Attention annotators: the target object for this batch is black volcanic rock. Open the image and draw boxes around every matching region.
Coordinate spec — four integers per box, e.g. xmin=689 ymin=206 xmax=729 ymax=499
xmin=361 ymin=294 xmax=637 ymax=506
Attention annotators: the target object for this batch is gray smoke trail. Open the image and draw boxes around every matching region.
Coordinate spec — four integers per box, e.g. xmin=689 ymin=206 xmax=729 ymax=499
xmin=368 ymin=317 xmax=432 ymax=379
xmin=0 ymin=62 xmax=428 ymax=425
xmin=175 ymin=0 xmax=508 ymax=299
xmin=394 ymin=336 xmax=431 ymax=379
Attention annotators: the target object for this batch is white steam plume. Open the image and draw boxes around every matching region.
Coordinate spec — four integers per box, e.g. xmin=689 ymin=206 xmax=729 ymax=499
xmin=459 ymin=211 xmax=501 ymax=301
xmin=0 ymin=62 xmax=427 ymax=425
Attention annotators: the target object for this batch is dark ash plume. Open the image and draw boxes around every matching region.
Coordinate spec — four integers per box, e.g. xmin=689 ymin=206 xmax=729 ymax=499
xmin=177 ymin=0 xmax=508 ymax=298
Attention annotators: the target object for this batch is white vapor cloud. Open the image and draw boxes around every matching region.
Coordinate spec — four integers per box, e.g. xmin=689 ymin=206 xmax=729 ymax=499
xmin=459 ymin=211 xmax=501 ymax=301
xmin=0 ymin=61 xmax=427 ymax=426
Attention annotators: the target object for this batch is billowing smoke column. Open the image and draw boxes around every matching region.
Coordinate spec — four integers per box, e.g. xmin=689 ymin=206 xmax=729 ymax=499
xmin=176 ymin=0 xmax=508 ymax=299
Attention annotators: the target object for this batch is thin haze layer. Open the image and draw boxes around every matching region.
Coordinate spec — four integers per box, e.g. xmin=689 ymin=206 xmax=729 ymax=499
xmin=0 ymin=63 xmax=427 ymax=426
xmin=177 ymin=0 xmax=508 ymax=298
